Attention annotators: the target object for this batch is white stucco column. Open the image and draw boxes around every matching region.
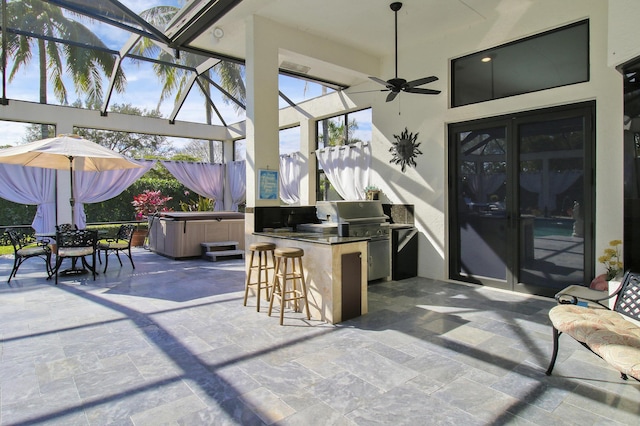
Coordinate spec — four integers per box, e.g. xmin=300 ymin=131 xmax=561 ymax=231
xmin=299 ymin=117 xmax=316 ymax=205
xmin=245 ymin=15 xmax=280 ymax=208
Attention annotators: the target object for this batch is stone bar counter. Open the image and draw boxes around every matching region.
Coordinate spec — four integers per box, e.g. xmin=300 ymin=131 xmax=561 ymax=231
xmin=250 ymin=230 xmax=369 ymax=324
xmin=246 ymin=206 xmax=369 ymax=324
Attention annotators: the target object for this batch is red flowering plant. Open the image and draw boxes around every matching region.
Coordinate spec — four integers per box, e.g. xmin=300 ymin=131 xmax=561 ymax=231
xmin=132 ymin=190 xmax=173 ymax=220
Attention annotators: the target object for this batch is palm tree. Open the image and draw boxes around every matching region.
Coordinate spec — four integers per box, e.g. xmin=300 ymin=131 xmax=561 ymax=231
xmin=135 ymin=6 xmax=246 ymax=119
xmin=320 ymin=118 xmax=361 ymax=147
xmin=5 ymin=0 xmax=126 ymax=138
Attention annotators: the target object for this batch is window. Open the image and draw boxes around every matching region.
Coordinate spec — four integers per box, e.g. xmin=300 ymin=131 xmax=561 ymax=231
xmin=452 ymin=21 xmax=589 ymax=107
xmin=316 ymin=109 xmax=372 ymax=200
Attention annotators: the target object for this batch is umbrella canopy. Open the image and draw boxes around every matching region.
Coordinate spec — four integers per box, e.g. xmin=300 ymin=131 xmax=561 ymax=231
xmin=0 ymin=134 xmax=141 ymax=171
xmin=0 ymin=134 xmax=142 ymax=227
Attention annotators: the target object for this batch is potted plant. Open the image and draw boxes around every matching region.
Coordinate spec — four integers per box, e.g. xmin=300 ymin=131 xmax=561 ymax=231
xmin=590 ymin=239 xmax=623 ymax=291
xmin=599 ymin=239 xmax=623 ymax=281
xmin=365 ymin=185 xmax=380 ymax=200
xmin=131 ymin=222 xmax=148 ymax=247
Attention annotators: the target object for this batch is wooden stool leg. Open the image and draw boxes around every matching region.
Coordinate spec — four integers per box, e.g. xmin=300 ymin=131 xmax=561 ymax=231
xmin=256 ymin=251 xmax=263 ymax=312
xmin=292 ymin=259 xmax=300 ymax=312
xmin=243 ymin=250 xmax=255 ymax=306
xmin=265 ymin=249 xmax=274 ymax=301
xmin=268 ymin=257 xmax=281 ymax=318
xmin=279 ymin=258 xmax=288 ymax=325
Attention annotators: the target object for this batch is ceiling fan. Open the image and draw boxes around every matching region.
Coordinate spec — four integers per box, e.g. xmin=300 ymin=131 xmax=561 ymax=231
xmin=369 ymin=2 xmax=441 ymax=102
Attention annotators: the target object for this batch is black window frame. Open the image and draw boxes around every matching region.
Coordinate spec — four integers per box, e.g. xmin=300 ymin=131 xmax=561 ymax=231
xmin=451 ymin=20 xmax=590 ymax=107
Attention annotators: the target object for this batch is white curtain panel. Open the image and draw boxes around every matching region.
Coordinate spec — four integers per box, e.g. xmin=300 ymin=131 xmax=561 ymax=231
xmin=0 ymin=164 xmax=56 ymax=233
xmin=316 ymin=141 xmax=371 ymax=200
xmin=74 ymin=159 xmax=157 ymax=228
xmin=279 ymin=152 xmax=301 ymax=205
xmin=162 ymin=161 xmax=225 ymax=211
xmin=464 ymin=173 xmax=505 ymax=203
xmin=227 ymin=160 xmax=246 ymax=211
xmin=548 ymin=170 xmax=582 ymax=211
xmin=519 ymin=170 xmax=581 ymax=212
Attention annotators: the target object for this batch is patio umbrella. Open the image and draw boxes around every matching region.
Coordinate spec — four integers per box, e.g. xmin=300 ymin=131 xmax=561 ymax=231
xmin=0 ymin=134 xmax=142 ymax=226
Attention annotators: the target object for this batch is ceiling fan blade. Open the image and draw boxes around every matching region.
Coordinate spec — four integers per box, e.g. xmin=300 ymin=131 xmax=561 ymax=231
xmin=348 ymin=89 xmax=390 ymax=95
xmin=404 ymin=76 xmax=438 ymax=89
xmin=386 ymin=91 xmax=398 ymax=102
xmin=404 ymin=87 xmax=441 ymax=95
xmin=369 ymin=76 xmax=390 ymax=87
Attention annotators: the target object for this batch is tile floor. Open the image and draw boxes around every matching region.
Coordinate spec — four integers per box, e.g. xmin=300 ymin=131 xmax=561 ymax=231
xmin=0 ymin=248 xmax=639 ymax=425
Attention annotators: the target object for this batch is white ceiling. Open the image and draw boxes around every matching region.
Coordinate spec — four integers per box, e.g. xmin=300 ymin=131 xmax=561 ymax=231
xmin=185 ymin=0 xmax=504 ymax=87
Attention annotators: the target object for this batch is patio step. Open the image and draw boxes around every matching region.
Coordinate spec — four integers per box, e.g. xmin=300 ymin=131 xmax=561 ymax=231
xmin=201 ymin=241 xmax=244 ymax=261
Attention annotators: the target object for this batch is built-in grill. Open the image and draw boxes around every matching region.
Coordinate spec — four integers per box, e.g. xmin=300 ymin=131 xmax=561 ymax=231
xmin=298 ymin=201 xmax=391 ymax=281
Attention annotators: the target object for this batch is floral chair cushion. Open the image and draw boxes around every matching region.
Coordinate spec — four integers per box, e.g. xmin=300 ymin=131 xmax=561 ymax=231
xmin=549 ymin=304 xmax=640 ymax=379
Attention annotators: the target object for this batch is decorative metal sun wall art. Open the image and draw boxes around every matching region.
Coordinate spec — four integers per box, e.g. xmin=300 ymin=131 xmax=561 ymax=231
xmin=389 ymin=127 xmax=423 ymax=172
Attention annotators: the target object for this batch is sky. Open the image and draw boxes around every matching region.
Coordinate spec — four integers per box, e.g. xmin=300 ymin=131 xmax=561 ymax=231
xmin=0 ymin=0 xmax=370 ymax=155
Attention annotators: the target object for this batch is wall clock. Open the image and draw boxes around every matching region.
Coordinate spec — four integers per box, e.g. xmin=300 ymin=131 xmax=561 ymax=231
xmin=390 ymin=127 xmax=422 ymax=172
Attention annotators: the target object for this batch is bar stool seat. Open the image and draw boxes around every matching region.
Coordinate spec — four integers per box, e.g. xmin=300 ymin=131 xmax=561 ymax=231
xmin=268 ymin=247 xmax=311 ymax=325
xmin=243 ymin=242 xmax=276 ymax=312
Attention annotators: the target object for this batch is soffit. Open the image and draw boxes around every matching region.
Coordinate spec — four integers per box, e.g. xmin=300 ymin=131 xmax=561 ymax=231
xmin=182 ymin=0 xmax=504 ymax=86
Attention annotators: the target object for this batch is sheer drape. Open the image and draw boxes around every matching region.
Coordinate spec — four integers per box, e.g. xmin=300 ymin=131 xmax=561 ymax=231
xmin=0 ymin=164 xmax=56 ymax=233
xmin=520 ymin=170 xmax=582 ymax=212
xmin=316 ymin=142 xmax=371 ymax=200
xmin=280 ymin=152 xmax=300 ymax=205
xmin=227 ymin=160 xmax=246 ymax=211
xmin=162 ymin=161 xmax=225 ymax=211
xmin=465 ymin=173 xmax=505 ymax=203
xmin=73 ymin=159 xmax=157 ymax=228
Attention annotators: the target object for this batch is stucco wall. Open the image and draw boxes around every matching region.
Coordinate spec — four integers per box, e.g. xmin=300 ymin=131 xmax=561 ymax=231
xmin=608 ymin=0 xmax=640 ymax=68
xmin=353 ymin=0 xmax=623 ymax=280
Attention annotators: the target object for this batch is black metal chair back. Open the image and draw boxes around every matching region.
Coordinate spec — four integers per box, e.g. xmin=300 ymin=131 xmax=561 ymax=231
xmin=613 ymin=271 xmax=640 ymax=322
xmin=57 ymin=229 xmax=98 ymax=249
xmin=98 ymin=224 xmax=136 ymax=272
xmin=53 ymin=229 xmax=98 ymax=284
xmin=116 ymin=224 xmax=135 ymax=242
xmin=56 ymin=223 xmax=77 ymax=233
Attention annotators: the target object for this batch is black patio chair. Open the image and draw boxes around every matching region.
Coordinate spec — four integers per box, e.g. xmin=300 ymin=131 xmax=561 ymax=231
xmin=56 ymin=223 xmax=77 ymax=232
xmin=98 ymin=224 xmax=135 ymax=272
xmin=53 ymin=229 xmax=98 ymax=284
xmin=5 ymin=229 xmax=52 ymax=283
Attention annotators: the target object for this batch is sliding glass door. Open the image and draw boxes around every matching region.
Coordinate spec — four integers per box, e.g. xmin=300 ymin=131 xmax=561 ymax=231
xmin=449 ymin=103 xmax=594 ymax=296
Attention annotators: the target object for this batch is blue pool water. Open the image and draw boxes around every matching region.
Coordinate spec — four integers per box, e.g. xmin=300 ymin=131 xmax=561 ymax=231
xmin=533 ymin=218 xmax=574 ymax=237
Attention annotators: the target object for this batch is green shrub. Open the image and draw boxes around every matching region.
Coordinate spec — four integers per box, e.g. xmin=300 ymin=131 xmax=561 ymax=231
xmin=0 ymin=178 xmax=191 ymax=227
xmin=82 ymin=178 xmax=189 ymax=223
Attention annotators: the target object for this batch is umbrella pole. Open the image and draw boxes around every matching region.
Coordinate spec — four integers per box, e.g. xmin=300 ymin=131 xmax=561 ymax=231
xmin=69 ymin=156 xmax=75 ymax=227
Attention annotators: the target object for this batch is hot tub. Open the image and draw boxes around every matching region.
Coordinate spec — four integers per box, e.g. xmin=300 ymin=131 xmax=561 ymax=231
xmin=148 ymin=211 xmax=245 ymax=259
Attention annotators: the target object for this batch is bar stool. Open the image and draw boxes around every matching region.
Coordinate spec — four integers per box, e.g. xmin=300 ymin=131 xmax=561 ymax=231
xmin=243 ymin=242 xmax=276 ymax=312
xmin=268 ymin=247 xmax=311 ymax=325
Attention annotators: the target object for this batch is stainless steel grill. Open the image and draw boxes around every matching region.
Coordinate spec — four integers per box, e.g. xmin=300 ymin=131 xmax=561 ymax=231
xmin=298 ymin=201 xmax=391 ymax=281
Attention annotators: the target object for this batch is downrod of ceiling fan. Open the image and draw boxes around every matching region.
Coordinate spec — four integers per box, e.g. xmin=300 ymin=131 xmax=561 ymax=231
xmin=390 ymin=2 xmax=402 ymax=79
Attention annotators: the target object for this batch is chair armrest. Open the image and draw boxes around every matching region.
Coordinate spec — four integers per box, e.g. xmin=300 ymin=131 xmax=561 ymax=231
xmin=36 ymin=240 xmax=52 ymax=252
xmin=555 ymin=284 xmax=619 ymax=309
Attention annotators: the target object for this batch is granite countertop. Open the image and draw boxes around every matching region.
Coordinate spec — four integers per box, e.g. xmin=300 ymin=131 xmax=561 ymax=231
xmin=253 ymin=231 xmax=370 ymax=245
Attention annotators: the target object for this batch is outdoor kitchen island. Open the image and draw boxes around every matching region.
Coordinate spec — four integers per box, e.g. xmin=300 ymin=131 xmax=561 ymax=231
xmin=249 ymin=230 xmax=369 ymax=324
